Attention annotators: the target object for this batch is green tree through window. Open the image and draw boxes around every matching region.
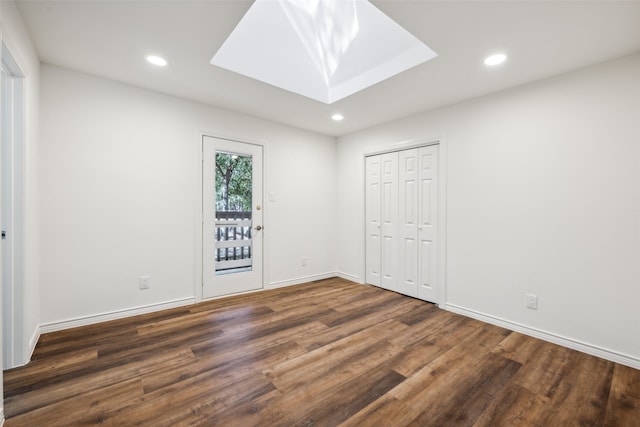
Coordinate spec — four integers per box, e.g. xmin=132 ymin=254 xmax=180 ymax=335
xmin=215 ymin=152 xmax=252 ymax=211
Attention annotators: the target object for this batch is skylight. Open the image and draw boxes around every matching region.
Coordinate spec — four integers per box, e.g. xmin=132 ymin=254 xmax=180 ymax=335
xmin=211 ymin=0 xmax=437 ymax=104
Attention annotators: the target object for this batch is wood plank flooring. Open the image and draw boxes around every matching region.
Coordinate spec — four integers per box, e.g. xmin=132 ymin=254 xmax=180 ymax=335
xmin=4 ymin=278 xmax=639 ymax=426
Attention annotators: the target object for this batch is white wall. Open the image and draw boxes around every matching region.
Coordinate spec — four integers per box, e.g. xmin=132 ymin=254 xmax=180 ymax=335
xmin=0 ymin=0 xmax=40 ymax=365
xmin=0 ymin=2 xmax=40 ymax=422
xmin=337 ymin=53 xmax=640 ymax=366
xmin=39 ymin=65 xmax=336 ymax=326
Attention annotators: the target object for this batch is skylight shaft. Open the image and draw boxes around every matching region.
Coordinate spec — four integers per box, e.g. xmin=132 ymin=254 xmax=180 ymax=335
xmin=211 ymin=0 xmax=437 ymax=104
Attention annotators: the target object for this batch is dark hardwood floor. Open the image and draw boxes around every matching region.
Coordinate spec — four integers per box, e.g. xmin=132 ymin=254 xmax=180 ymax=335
xmin=3 ymin=278 xmax=639 ymax=426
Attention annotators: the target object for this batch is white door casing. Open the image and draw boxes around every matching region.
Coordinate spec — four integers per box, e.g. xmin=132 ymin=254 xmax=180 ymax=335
xmin=202 ymin=136 xmax=263 ymax=299
xmin=1 ymin=47 xmax=26 ymax=368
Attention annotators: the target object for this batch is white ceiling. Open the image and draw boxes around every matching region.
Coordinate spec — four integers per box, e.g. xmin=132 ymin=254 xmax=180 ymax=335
xmin=15 ymin=0 xmax=640 ymax=137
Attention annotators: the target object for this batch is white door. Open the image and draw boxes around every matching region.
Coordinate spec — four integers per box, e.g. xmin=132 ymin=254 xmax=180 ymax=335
xmin=417 ymin=145 xmax=438 ymax=302
xmin=202 ymin=136 xmax=263 ymax=298
xmin=365 ymin=156 xmax=381 ymax=286
xmin=398 ymin=148 xmax=419 ymax=298
xmin=365 ymin=152 xmax=398 ymax=292
xmin=380 ymin=152 xmax=398 ymax=292
xmin=366 ymin=145 xmax=439 ymax=303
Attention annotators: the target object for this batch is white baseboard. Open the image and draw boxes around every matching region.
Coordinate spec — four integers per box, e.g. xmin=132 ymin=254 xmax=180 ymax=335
xmin=266 ymin=272 xmax=339 ymax=289
xmin=2 ymin=327 xmax=42 ymax=369
xmin=26 ymin=326 xmax=41 ymax=364
xmin=40 ymin=275 xmax=344 ymax=335
xmin=445 ymin=303 xmax=640 ymax=370
xmin=39 ymin=297 xmax=196 ymax=334
xmin=335 ymin=271 xmax=362 ymax=283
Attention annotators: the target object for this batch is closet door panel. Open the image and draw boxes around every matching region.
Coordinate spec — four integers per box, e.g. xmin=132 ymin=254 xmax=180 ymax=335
xmin=365 ymin=156 xmax=382 ymax=286
xmin=418 ymin=145 xmax=438 ymax=302
xmin=380 ymin=152 xmax=398 ymax=292
xmin=398 ymin=149 xmax=419 ymax=297
xmin=366 ymin=145 xmax=438 ymax=302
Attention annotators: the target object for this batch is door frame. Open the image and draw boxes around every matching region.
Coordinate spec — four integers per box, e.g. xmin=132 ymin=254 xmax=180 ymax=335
xmin=195 ymin=133 xmax=268 ymax=302
xmin=1 ymin=43 xmax=26 ymax=369
xmin=362 ymin=137 xmax=448 ymax=307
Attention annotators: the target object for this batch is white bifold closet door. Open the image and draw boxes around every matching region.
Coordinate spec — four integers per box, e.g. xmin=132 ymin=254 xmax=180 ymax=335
xmin=366 ymin=145 xmax=439 ymax=303
xmin=365 ymin=152 xmax=398 ymax=292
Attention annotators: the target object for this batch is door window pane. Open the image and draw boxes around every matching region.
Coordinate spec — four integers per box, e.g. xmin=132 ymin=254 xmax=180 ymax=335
xmin=214 ymin=152 xmax=253 ymax=275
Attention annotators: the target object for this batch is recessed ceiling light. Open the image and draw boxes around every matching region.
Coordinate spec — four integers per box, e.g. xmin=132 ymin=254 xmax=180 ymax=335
xmin=484 ymin=53 xmax=507 ymax=66
xmin=146 ymin=55 xmax=168 ymax=67
xmin=332 ymin=114 xmax=344 ymax=121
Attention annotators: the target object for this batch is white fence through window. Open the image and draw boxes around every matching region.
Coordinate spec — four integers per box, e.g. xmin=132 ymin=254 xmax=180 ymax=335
xmin=215 ymin=211 xmax=252 ymax=274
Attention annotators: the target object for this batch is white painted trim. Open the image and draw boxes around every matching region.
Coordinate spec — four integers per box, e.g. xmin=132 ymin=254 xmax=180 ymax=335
xmin=437 ymin=136 xmax=448 ymax=308
xmin=199 ymin=272 xmax=338 ymax=301
xmin=336 ymin=271 xmax=362 ymax=284
xmin=1 ymin=408 xmax=4 ymax=426
xmin=1 ymin=41 xmax=28 ymax=370
xmin=39 ymin=297 xmax=195 ymax=334
xmin=261 ymin=139 xmax=271 ymax=295
xmin=201 ymin=287 xmax=265 ymax=301
xmin=25 ymin=325 xmax=40 ymax=363
xmin=266 ymin=272 xmax=338 ymax=289
xmin=445 ymin=303 xmax=640 ymax=370
xmin=363 ymin=137 xmax=441 ymax=158
xmin=193 ymin=130 xmax=204 ymax=304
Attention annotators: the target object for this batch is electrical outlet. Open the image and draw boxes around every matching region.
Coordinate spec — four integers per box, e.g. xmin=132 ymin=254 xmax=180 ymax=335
xmin=140 ymin=275 xmax=150 ymax=290
xmin=301 ymin=257 xmax=307 ymax=267
xmin=526 ymin=294 xmax=537 ymax=310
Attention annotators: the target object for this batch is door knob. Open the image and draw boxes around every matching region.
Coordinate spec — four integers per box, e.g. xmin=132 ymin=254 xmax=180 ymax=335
xmin=255 ymin=225 xmax=263 ymax=231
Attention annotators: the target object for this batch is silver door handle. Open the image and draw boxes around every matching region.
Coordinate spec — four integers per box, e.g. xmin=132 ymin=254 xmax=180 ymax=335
xmin=255 ymin=225 xmax=263 ymax=231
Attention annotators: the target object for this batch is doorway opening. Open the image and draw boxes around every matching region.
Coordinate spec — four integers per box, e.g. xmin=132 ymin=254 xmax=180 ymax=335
xmin=1 ymin=44 xmax=26 ymax=369
xmin=202 ymin=136 xmax=264 ymax=299
xmin=365 ymin=143 xmax=440 ymax=304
